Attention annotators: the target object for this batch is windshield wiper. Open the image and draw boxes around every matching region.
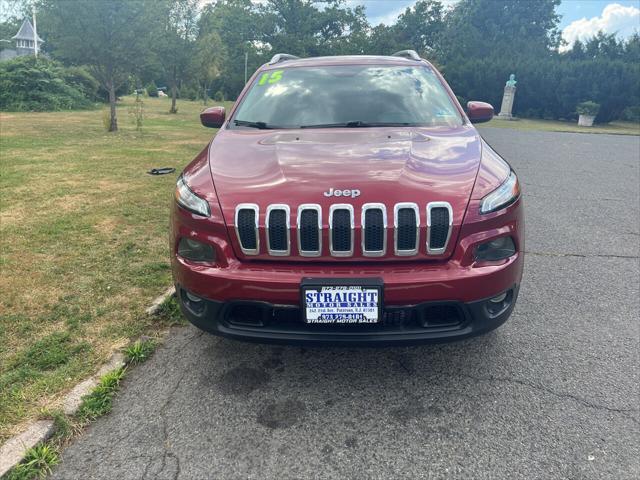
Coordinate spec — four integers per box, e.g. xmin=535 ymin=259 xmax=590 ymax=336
xmin=234 ymin=119 xmax=277 ymax=129
xmin=300 ymin=121 xmax=413 ymax=129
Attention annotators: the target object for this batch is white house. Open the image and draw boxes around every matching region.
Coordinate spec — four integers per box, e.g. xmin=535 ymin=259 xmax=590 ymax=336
xmin=0 ymin=18 xmax=44 ymax=62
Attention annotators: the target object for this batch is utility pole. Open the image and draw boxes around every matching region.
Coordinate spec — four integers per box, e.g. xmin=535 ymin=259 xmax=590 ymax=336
xmin=32 ymin=6 xmax=38 ymax=58
xmin=244 ymin=51 xmax=248 ymax=85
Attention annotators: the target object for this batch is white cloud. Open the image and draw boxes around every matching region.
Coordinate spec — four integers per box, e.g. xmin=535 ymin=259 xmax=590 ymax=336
xmin=561 ymin=3 xmax=640 ymax=49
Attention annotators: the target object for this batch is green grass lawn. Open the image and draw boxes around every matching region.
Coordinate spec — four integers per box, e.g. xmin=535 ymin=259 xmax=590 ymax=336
xmin=0 ymin=97 xmax=232 ymax=442
xmin=485 ymin=117 xmax=639 ymax=135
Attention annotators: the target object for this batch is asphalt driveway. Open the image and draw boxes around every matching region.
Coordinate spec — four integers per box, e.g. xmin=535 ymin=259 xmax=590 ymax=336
xmin=52 ymin=128 xmax=639 ymax=479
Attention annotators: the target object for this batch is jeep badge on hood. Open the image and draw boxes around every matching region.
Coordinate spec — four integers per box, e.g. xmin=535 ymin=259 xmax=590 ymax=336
xmin=324 ymin=188 xmax=361 ymax=198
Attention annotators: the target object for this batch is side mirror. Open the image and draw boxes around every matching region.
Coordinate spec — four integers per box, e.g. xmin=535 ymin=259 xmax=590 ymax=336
xmin=200 ymin=106 xmax=225 ymax=128
xmin=467 ymin=101 xmax=494 ymax=124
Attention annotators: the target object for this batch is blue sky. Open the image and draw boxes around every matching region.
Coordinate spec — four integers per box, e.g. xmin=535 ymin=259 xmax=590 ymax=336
xmin=556 ymin=0 xmax=637 ymax=28
xmin=354 ymin=0 xmax=639 ymax=45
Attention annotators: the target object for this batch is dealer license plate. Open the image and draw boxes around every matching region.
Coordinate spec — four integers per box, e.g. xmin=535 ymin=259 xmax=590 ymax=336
xmin=301 ymin=280 xmax=382 ymax=324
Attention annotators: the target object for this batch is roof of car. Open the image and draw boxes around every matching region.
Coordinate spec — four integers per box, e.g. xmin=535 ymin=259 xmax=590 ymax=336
xmin=261 ymin=55 xmax=429 ymax=70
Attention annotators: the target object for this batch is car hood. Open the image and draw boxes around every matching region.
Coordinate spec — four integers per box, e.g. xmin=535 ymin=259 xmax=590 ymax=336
xmin=209 ymin=125 xmax=482 ymax=224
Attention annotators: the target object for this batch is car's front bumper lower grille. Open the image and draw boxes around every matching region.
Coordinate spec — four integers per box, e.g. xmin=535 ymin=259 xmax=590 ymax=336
xmin=175 ymin=284 xmax=520 ymax=345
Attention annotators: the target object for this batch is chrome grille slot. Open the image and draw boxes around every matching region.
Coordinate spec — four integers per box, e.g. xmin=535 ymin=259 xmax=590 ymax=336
xmin=394 ymin=203 xmax=419 ymax=255
xmin=362 ymin=203 xmax=386 ymax=256
xmin=297 ymin=204 xmax=321 ymax=256
xmin=426 ymin=202 xmax=452 ymax=254
xmin=329 ymin=204 xmax=354 ymax=256
xmin=266 ymin=204 xmax=290 ymax=255
xmin=235 ymin=204 xmax=259 ymax=255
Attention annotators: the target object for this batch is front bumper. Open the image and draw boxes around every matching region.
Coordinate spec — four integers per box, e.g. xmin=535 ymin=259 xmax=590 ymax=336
xmin=176 ymin=283 xmax=519 ymax=346
xmin=170 ymin=195 xmax=524 ymax=345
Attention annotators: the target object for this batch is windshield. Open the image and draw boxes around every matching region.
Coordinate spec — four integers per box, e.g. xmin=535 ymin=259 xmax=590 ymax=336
xmin=232 ymin=65 xmax=463 ymax=129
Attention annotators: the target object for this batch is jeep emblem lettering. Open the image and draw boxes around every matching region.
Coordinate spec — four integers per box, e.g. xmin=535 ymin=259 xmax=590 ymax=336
xmin=323 ymin=188 xmax=361 ymax=198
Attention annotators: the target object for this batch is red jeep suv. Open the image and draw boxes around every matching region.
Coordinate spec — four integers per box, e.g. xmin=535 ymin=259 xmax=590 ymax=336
xmin=171 ymin=51 xmax=523 ymax=345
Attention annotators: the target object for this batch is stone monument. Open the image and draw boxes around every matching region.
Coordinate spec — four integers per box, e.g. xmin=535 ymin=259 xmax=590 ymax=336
xmin=498 ymin=74 xmax=517 ymax=119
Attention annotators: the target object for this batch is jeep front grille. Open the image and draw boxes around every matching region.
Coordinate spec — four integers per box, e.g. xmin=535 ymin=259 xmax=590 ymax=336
xmin=362 ymin=203 xmax=386 ymax=256
xmin=266 ymin=204 xmax=290 ymax=255
xmin=329 ymin=204 xmax=354 ymax=256
xmin=234 ymin=202 xmax=452 ymax=258
xmin=297 ymin=204 xmax=322 ymax=256
xmin=235 ymin=204 xmax=259 ymax=255
xmin=394 ymin=203 xmax=420 ymax=255
xmin=427 ymin=202 xmax=453 ymax=254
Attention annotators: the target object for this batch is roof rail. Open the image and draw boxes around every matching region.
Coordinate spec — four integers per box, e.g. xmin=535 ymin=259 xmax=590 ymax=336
xmin=391 ymin=50 xmax=421 ymax=61
xmin=269 ymin=53 xmax=300 ymax=65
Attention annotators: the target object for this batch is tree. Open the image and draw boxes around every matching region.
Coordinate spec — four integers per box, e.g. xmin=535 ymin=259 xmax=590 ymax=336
xmin=623 ymin=33 xmax=640 ymax=62
xmin=190 ymin=32 xmax=226 ymax=104
xmin=259 ymin=0 xmax=368 ymax=57
xmin=39 ymin=0 xmax=156 ymax=131
xmin=313 ymin=1 xmax=369 ymax=55
xmin=565 ymin=40 xmax=586 ymax=61
xmin=393 ymin=0 xmax=445 ymax=57
xmin=364 ymin=24 xmax=398 ymax=55
xmin=198 ymin=0 xmax=263 ymax=98
xmin=442 ymin=0 xmax=561 ymax=60
xmin=0 ymin=17 xmax=22 ymax=46
xmin=0 ymin=0 xmax=27 ymax=41
xmin=157 ymin=0 xmax=199 ymax=114
xmin=584 ymin=31 xmax=624 ymax=60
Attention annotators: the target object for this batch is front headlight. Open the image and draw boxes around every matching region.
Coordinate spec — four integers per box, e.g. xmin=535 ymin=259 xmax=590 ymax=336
xmin=480 ymin=170 xmax=520 ymax=214
xmin=175 ymin=176 xmax=210 ymax=217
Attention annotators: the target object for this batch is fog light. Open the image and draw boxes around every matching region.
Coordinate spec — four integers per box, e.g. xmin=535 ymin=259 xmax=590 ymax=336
xmin=485 ymin=289 xmax=513 ymax=317
xmin=180 ymin=288 xmax=206 ymax=316
xmin=186 ymin=292 xmax=202 ymax=303
xmin=475 ymin=236 xmax=516 ymax=262
xmin=178 ymin=238 xmax=215 ymax=262
xmin=490 ymin=293 xmax=507 ymax=303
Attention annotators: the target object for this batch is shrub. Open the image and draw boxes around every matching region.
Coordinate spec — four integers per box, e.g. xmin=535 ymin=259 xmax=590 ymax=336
xmin=0 ymin=56 xmax=94 ymax=111
xmin=213 ymin=90 xmax=225 ymax=102
xmin=63 ymin=66 xmax=100 ymax=102
xmin=146 ymin=81 xmax=158 ymax=97
xmin=179 ymin=84 xmax=199 ymax=101
xmin=127 ymin=95 xmax=144 ymax=131
xmin=576 ymin=101 xmax=600 ymax=117
xmin=621 ymin=106 xmax=640 ymax=122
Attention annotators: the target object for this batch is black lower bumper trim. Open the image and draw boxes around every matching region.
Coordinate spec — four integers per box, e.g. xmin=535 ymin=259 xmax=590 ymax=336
xmin=175 ymin=285 xmax=519 ymax=346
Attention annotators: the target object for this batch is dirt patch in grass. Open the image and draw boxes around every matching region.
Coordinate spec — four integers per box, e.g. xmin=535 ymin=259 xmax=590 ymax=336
xmin=93 ymin=217 xmax=120 ymax=235
xmin=0 ymin=208 xmax=27 ymax=226
xmin=0 ymin=97 xmax=230 ymax=442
